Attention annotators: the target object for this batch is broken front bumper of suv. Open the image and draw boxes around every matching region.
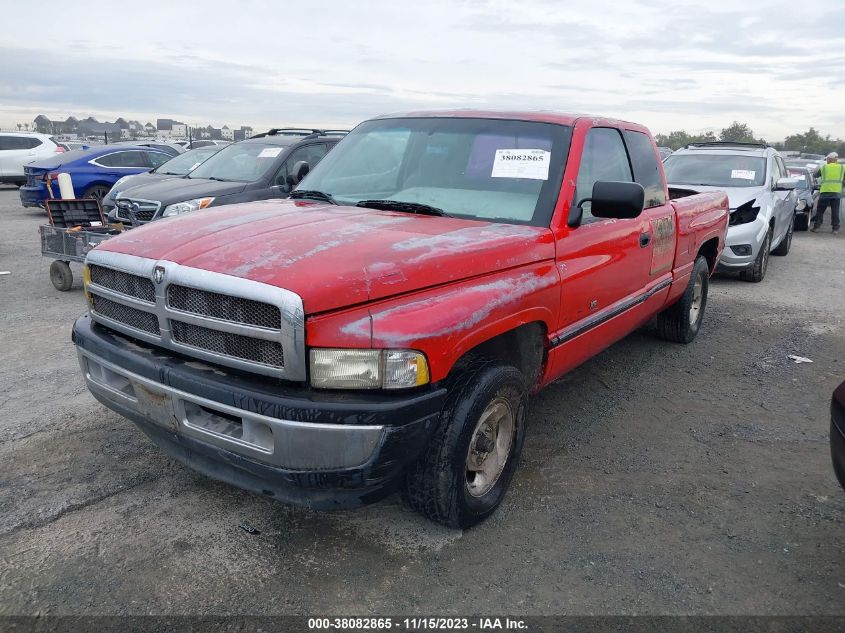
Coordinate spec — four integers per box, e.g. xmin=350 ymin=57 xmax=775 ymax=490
xmin=72 ymin=314 xmax=447 ymax=509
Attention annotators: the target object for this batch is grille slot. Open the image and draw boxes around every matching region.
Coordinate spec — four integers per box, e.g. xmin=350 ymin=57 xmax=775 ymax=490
xmin=92 ymin=295 xmax=160 ymax=334
xmin=167 ymin=285 xmax=281 ymax=329
xmin=170 ymin=320 xmax=283 ymax=367
xmin=115 ymin=199 xmax=160 ymax=224
xmin=89 ymin=265 xmax=155 ymax=302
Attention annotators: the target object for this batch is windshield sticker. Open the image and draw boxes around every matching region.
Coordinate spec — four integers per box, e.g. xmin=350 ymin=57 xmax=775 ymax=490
xmin=491 ymin=149 xmax=551 ymax=180
xmin=258 ymin=147 xmax=283 ymax=159
xmin=730 ymin=169 xmax=756 ymax=180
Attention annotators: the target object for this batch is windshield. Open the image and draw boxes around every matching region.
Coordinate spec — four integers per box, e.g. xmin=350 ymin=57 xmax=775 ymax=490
xmin=152 ymin=147 xmax=219 ymax=175
xmin=297 ymin=117 xmax=572 ymax=226
xmin=786 ymin=168 xmax=811 ymax=189
xmin=188 ymin=142 xmax=288 ymax=182
xmin=663 ymin=154 xmax=767 ymax=187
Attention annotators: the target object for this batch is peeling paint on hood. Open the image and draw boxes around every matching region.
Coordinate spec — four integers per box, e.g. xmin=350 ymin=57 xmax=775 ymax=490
xmin=96 ymin=199 xmax=555 ymax=315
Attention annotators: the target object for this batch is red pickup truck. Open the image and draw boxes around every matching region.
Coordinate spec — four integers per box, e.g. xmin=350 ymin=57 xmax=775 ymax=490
xmin=73 ymin=111 xmax=728 ymax=528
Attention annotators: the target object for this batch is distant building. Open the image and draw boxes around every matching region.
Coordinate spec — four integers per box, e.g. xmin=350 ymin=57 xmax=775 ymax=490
xmin=157 ymin=118 xmax=187 ymax=139
xmin=221 ymin=125 xmax=233 ymax=141
xmin=144 ymin=122 xmax=156 ymax=136
xmin=77 ymin=121 xmax=121 ymax=140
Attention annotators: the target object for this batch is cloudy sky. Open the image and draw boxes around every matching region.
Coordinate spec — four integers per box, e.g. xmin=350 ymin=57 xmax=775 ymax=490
xmin=1 ymin=0 xmax=843 ymax=140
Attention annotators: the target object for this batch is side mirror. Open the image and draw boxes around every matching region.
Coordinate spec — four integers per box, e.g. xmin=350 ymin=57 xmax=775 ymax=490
xmin=577 ymin=181 xmax=645 ymax=221
xmin=775 ymin=177 xmax=798 ymax=191
xmin=286 ymin=160 xmax=310 ymax=188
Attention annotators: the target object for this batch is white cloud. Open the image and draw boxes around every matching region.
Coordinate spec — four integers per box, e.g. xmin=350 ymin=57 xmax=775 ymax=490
xmin=0 ymin=0 xmax=842 ymax=139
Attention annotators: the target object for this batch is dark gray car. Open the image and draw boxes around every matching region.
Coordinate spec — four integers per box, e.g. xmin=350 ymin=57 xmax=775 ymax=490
xmin=109 ymin=130 xmax=345 ymax=224
xmin=102 ymin=146 xmax=221 ymax=213
xmin=785 ymin=165 xmax=819 ymax=231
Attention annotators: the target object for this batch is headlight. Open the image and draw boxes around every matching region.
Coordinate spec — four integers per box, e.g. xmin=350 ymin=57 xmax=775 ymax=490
xmin=162 ymin=197 xmax=215 ymax=217
xmin=729 ymin=200 xmax=760 ymax=226
xmin=82 ymin=263 xmax=92 ymax=302
xmin=309 ymin=348 xmax=430 ymax=390
xmin=796 ymin=199 xmax=806 ymax=210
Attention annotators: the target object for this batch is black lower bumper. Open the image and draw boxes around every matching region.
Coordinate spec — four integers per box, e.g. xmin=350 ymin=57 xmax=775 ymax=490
xmin=72 ymin=314 xmax=448 ymax=509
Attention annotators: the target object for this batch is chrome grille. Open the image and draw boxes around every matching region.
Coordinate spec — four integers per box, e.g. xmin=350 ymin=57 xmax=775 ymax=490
xmin=115 ymin=198 xmax=160 ymax=224
xmin=171 ymin=321 xmax=284 ymax=367
xmin=167 ymin=285 xmax=281 ymax=329
xmin=83 ymin=251 xmax=306 ymax=380
xmin=89 ymin=265 xmax=155 ymax=302
xmin=91 ymin=295 xmax=160 ymax=335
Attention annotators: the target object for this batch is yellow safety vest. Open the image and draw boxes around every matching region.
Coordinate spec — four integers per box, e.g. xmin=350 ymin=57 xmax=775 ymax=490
xmin=819 ymin=162 xmax=845 ymax=194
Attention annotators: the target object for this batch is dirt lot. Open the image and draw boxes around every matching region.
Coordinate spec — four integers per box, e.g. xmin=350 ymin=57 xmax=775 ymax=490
xmin=0 ymin=185 xmax=843 ymax=616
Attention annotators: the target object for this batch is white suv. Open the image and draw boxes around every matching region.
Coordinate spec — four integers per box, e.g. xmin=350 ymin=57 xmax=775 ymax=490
xmin=664 ymin=143 xmax=798 ymax=282
xmin=0 ymin=132 xmax=63 ymax=186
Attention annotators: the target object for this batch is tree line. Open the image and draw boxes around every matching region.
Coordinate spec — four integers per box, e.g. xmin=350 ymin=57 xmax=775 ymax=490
xmin=655 ymin=122 xmax=845 ymax=155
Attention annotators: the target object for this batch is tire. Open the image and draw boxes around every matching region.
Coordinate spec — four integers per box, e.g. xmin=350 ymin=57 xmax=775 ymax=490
xmin=404 ymin=361 xmax=528 ymax=529
xmin=657 ymin=255 xmax=709 ymax=344
xmin=83 ymin=185 xmax=110 ymax=201
xmin=739 ymin=228 xmax=771 ymax=283
xmin=772 ymin=218 xmax=793 ymax=256
xmin=794 ymin=212 xmax=810 ymax=232
xmin=49 ymin=260 xmax=73 ymax=291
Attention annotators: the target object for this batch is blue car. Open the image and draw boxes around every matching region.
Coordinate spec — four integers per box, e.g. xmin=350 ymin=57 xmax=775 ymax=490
xmin=20 ymin=145 xmax=173 ymax=208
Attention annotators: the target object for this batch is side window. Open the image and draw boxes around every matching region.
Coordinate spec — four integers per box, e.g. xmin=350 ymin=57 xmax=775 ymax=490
xmin=774 ymin=156 xmax=787 ymax=185
xmin=23 ymin=137 xmax=42 ymax=149
xmin=98 ymin=151 xmax=149 ymax=168
xmin=0 ymin=136 xmax=11 ymax=151
xmin=574 ymin=127 xmax=633 ymax=222
xmin=624 ymin=130 xmax=667 ymax=208
xmin=146 ymin=151 xmax=171 ymax=168
xmin=274 ymin=143 xmax=328 ymax=186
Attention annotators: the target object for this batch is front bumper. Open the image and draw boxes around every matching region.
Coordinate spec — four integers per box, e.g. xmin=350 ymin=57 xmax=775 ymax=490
xmin=72 ymin=314 xmax=447 ymax=509
xmin=19 ymin=184 xmax=48 ymax=208
xmin=717 ymin=216 xmax=769 ymax=269
xmin=831 ymin=381 xmax=845 ymax=491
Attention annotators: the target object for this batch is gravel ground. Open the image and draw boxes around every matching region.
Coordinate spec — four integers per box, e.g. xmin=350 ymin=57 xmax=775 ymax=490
xmin=0 ymin=185 xmax=843 ymax=616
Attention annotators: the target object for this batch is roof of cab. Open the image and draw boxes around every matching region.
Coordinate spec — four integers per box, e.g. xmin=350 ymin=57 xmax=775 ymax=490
xmin=373 ymin=109 xmax=649 ymax=131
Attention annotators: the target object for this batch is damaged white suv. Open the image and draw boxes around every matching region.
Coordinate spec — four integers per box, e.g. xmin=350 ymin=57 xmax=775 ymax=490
xmin=664 ymin=143 xmax=797 ymax=282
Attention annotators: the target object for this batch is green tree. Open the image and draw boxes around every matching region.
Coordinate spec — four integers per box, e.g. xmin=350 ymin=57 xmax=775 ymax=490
xmin=719 ymin=121 xmax=757 ymax=143
xmin=655 ymin=130 xmax=717 ymax=150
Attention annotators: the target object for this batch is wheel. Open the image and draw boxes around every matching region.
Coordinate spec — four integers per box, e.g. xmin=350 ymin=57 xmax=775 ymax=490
xmin=739 ymin=228 xmax=771 ymax=283
xmin=49 ymin=260 xmax=73 ymax=291
xmin=83 ymin=185 xmax=110 ymax=201
xmin=403 ymin=361 xmax=528 ymax=528
xmin=772 ymin=218 xmax=793 ymax=256
xmin=794 ymin=212 xmax=810 ymax=231
xmin=657 ymin=255 xmax=709 ymax=344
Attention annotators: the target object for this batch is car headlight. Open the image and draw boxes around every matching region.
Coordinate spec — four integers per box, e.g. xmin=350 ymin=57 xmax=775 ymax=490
xmin=729 ymin=199 xmax=760 ymax=226
xmin=162 ymin=197 xmax=215 ymax=217
xmin=309 ymin=348 xmax=430 ymax=390
xmin=82 ymin=263 xmax=92 ymax=302
xmin=796 ymin=199 xmax=806 ymax=210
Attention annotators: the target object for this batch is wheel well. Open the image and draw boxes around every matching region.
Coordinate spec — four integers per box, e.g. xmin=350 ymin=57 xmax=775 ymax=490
xmin=451 ymin=322 xmax=547 ymax=390
xmin=697 ymin=237 xmax=720 ymax=273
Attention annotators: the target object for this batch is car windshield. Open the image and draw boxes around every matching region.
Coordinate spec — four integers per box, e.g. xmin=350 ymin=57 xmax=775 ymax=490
xmin=297 ymin=117 xmax=572 ymax=226
xmin=786 ymin=169 xmax=811 ymax=189
xmin=152 ymin=147 xmax=219 ymax=175
xmin=663 ymin=154 xmax=767 ymax=187
xmin=188 ymin=142 xmax=287 ymax=182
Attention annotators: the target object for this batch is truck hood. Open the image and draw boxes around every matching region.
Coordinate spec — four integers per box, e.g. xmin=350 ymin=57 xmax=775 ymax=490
xmin=113 ymin=177 xmax=248 ymax=204
xmin=668 ymin=184 xmax=763 ymax=210
xmin=97 ymin=199 xmax=555 ymax=314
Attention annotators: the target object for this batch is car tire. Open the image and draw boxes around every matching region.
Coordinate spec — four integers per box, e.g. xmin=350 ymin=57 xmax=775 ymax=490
xmin=740 ymin=228 xmax=771 ymax=283
xmin=49 ymin=260 xmax=73 ymax=291
xmin=83 ymin=185 xmax=110 ymax=201
xmin=657 ymin=255 xmax=709 ymax=344
xmin=772 ymin=219 xmax=793 ymax=256
xmin=403 ymin=360 xmax=527 ymax=529
xmin=794 ymin=212 xmax=810 ymax=231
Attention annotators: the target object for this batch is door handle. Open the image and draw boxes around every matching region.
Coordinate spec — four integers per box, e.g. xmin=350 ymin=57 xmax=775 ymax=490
xmin=639 ymin=232 xmax=651 ymax=248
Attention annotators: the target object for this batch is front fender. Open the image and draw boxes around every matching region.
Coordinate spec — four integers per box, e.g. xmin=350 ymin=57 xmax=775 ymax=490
xmin=306 ymin=262 xmax=560 ymax=383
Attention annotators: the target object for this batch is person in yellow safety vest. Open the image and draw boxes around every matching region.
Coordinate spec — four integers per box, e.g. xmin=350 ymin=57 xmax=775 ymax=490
xmin=812 ymin=152 xmax=843 ymax=234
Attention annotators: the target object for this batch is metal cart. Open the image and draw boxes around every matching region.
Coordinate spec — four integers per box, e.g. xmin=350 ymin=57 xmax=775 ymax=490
xmin=39 ymin=198 xmax=124 ymax=291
